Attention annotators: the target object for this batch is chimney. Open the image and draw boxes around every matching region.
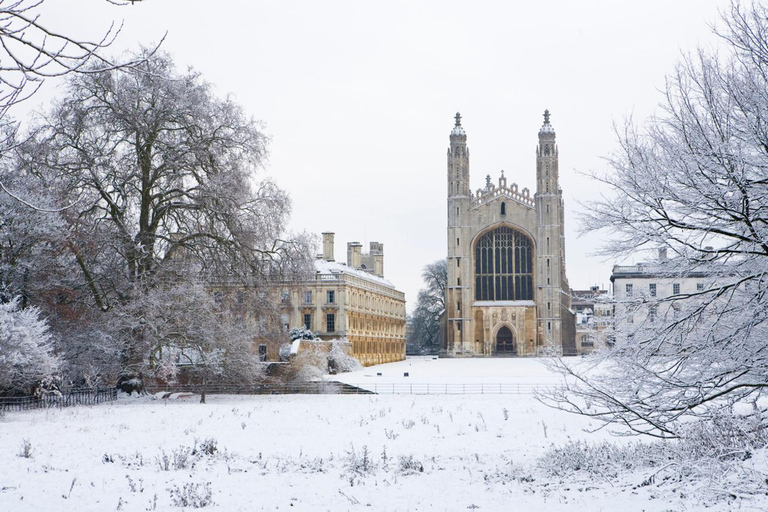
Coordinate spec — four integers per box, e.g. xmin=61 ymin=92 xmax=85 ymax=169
xmin=658 ymin=248 xmax=667 ymax=261
xmin=322 ymin=232 xmax=335 ymax=262
xmin=370 ymin=241 xmax=384 ymax=278
xmin=347 ymin=242 xmax=362 ymax=269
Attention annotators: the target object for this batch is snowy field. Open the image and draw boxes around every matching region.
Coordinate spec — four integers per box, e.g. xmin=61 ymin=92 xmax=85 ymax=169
xmin=328 ymin=356 xmax=563 ymax=391
xmin=1 ymin=358 xmax=765 ymax=511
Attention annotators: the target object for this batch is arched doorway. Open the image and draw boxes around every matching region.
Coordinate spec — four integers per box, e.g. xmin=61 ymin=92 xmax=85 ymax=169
xmin=496 ymin=326 xmax=516 ymax=355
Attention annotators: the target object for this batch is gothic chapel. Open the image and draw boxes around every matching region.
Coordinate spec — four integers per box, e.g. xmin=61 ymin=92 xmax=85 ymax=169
xmin=442 ymin=111 xmax=576 ymax=357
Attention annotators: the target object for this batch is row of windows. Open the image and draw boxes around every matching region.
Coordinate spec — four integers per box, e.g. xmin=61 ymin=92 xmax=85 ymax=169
xmin=626 ymin=303 xmax=681 ymax=324
xmin=301 ymin=313 xmax=335 ymax=332
xmin=348 ymin=315 xmax=403 ymax=335
xmin=300 ymin=290 xmax=335 ymax=304
xmin=297 ymin=289 xmax=402 ymax=315
xmin=351 ymin=339 xmax=404 ymax=356
xmin=351 ymin=292 xmax=400 ymax=314
xmin=302 ymin=311 xmax=404 ymax=336
xmin=217 ymin=289 xmax=403 ymax=328
xmin=625 ymin=282 xmax=704 ymax=297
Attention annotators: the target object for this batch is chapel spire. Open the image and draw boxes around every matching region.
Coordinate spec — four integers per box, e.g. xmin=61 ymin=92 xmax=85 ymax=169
xmin=536 ymin=109 xmax=558 ymax=192
xmin=448 ymin=111 xmax=469 ymax=198
xmin=446 ymin=111 xmax=471 ymax=356
xmin=450 ymin=111 xmax=467 ymax=140
xmin=538 ymin=109 xmax=556 ymax=138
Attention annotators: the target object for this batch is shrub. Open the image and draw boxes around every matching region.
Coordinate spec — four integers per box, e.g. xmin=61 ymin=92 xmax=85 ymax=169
xmin=344 ymin=444 xmax=374 ymax=477
xmin=168 ymin=482 xmax=213 ymax=508
xmin=538 ymin=412 xmax=768 ymax=502
xmin=538 ymin=440 xmax=668 ymax=479
xmin=397 ymin=454 xmax=424 ymax=475
xmin=287 ymin=343 xmax=328 ymax=382
xmin=195 ymin=438 xmax=218 ymax=457
xmin=289 ymin=326 xmax=316 ymax=341
xmin=327 ymin=340 xmax=362 ymax=373
xmin=676 ymin=410 xmax=768 ymax=462
xmin=18 ymin=439 xmax=33 ymax=458
xmin=0 ymin=298 xmax=60 ymax=395
xmin=156 ymin=447 xmax=192 ymax=471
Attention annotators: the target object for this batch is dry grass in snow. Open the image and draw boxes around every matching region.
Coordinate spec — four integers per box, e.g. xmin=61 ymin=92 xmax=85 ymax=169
xmin=0 ymin=358 xmax=765 ymax=511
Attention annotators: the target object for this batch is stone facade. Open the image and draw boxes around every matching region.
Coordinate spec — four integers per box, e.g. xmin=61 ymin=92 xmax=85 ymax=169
xmin=443 ymin=111 xmax=575 ymax=357
xmin=572 ymin=286 xmax=612 ymax=353
xmin=281 ymin=233 xmax=407 ymax=366
xmin=610 ymin=249 xmax=712 ymax=327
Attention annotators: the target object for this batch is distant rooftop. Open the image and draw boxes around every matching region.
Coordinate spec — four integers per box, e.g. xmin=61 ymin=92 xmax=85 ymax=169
xmin=314 ymin=259 xmax=396 ymax=289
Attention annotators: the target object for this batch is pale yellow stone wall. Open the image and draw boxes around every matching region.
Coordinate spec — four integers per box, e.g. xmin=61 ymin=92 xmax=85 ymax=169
xmin=284 ymin=262 xmax=407 ymax=367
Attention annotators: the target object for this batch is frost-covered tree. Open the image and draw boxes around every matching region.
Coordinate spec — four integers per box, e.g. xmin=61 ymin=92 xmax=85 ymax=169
xmin=0 ymin=0 xmax=156 ymax=201
xmin=3 ymin=49 xmax=312 ymax=379
xmin=543 ymin=1 xmax=768 ymax=438
xmin=0 ymin=1 xmax=157 ymax=305
xmin=0 ymin=166 xmax=69 ymax=306
xmin=407 ymin=259 xmax=446 ymax=355
xmin=0 ymin=297 xmax=60 ymax=395
xmin=0 ymin=0 xmax=140 ymax=118
xmin=17 ymin=49 xmax=290 ymax=303
xmin=107 ymin=282 xmax=264 ymax=402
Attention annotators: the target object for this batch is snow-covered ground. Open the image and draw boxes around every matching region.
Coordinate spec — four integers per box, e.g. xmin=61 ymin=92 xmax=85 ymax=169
xmin=328 ymin=355 xmax=563 ymax=391
xmin=1 ymin=358 xmax=765 ymax=511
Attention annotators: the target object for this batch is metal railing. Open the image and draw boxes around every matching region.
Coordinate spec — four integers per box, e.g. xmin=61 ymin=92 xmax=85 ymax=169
xmin=1 ymin=382 xmax=554 ymax=409
xmin=0 ymin=387 xmax=118 ymax=412
xmin=144 ymin=382 xmax=372 ymax=395
xmin=335 ymin=382 xmax=551 ymax=395
xmin=146 ymin=382 xmax=551 ymax=396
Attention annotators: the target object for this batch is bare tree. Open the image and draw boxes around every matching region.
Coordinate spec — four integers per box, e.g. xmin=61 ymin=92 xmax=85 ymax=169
xmin=106 ymin=282 xmax=265 ymax=402
xmin=17 ymin=50 xmax=297 ymax=306
xmin=0 ymin=0 xmax=156 ymax=116
xmin=5 ymin=50 xmax=311 ymax=377
xmin=0 ymin=0 xmax=159 ymax=203
xmin=541 ymin=1 xmax=768 ymax=439
xmin=407 ymin=259 xmax=446 ymax=355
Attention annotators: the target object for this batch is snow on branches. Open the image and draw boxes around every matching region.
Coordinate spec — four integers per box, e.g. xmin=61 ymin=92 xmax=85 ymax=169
xmin=0 ymin=297 xmax=60 ymax=394
xmin=542 ymin=1 xmax=768 ymax=439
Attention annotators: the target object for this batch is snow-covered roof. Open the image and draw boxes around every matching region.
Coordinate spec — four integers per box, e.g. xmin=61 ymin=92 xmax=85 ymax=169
xmin=538 ymin=122 xmax=555 ymax=135
xmin=450 ymin=111 xmax=466 ymax=136
xmin=451 ymin=125 xmax=466 ymax=136
xmin=314 ymin=259 xmax=396 ymax=289
xmin=539 ymin=109 xmax=555 ymax=135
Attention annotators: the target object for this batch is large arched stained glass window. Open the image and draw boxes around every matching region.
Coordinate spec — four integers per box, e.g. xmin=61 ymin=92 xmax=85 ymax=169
xmin=475 ymin=226 xmax=534 ymax=301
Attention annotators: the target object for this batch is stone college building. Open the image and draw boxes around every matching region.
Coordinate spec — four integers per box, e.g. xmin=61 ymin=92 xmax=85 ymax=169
xmin=442 ymin=111 xmax=576 ymax=357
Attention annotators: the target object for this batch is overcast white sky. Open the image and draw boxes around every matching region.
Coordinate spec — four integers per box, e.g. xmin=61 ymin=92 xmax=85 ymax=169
xmin=28 ymin=0 xmax=731 ymax=312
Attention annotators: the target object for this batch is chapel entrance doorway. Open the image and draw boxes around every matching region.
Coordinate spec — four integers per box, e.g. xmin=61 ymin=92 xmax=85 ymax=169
xmin=495 ymin=326 xmax=516 ymax=355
